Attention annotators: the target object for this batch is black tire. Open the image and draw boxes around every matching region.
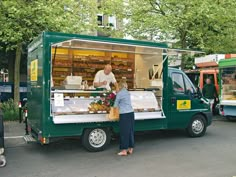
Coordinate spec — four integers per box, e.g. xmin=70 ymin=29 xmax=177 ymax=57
xmin=82 ymin=128 xmax=111 ymax=152
xmin=226 ymin=116 xmax=236 ymax=122
xmin=187 ymin=115 xmax=207 ymax=137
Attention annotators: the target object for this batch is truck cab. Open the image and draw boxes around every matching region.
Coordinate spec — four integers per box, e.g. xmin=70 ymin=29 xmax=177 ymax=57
xmin=199 ymin=69 xmax=219 ymax=94
xmin=185 ymin=69 xmax=219 ymax=94
xmin=168 ymin=68 xmax=212 ymax=134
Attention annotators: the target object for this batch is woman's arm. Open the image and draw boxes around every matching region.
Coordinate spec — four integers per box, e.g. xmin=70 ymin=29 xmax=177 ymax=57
xmin=113 ymin=92 xmax=120 ymax=107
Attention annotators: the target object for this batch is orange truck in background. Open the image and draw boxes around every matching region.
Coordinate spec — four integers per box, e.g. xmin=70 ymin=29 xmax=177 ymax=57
xmin=199 ymin=69 xmax=219 ymax=94
xmin=194 ymin=54 xmax=224 ymax=94
xmin=185 ymin=69 xmax=219 ymax=94
xmin=185 ymin=54 xmax=236 ymax=93
xmin=185 ymin=54 xmax=236 ymax=115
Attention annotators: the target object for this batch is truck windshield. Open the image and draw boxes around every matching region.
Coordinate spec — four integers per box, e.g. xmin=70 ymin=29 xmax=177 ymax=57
xmin=172 ymin=73 xmax=197 ymax=94
xmin=184 ymin=75 xmax=197 ymax=93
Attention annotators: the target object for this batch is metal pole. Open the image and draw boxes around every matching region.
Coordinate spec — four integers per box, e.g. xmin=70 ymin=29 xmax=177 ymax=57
xmin=0 ymin=109 xmax=4 ymax=149
xmin=25 ymin=110 xmax=28 ymax=135
xmin=19 ymin=102 xmax=22 ymax=123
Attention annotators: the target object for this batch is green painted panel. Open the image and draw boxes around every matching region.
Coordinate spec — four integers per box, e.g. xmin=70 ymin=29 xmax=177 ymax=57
xmin=27 ymin=40 xmax=44 ymax=134
xmin=219 ymin=58 xmax=236 ymax=68
xmin=44 ymin=31 xmax=168 ymax=48
xmin=166 ymin=68 xmax=210 ymax=129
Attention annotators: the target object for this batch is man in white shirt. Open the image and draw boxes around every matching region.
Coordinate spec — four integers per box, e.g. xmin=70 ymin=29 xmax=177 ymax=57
xmin=93 ymin=64 xmax=118 ymax=91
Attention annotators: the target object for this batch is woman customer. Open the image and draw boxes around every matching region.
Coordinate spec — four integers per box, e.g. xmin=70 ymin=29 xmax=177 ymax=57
xmin=114 ymin=79 xmax=135 ymax=156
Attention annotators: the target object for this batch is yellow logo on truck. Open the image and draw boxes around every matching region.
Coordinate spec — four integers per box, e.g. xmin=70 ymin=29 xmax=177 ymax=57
xmin=177 ymin=100 xmax=191 ymax=110
xmin=30 ymin=59 xmax=38 ymax=81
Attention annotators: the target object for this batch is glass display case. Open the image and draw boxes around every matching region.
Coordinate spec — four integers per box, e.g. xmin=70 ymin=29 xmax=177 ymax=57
xmin=221 ymin=66 xmax=236 ymax=101
xmin=51 ymin=90 xmax=164 ymax=124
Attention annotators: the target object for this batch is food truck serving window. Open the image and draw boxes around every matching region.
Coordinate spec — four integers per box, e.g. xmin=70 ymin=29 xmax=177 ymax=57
xmin=50 ymin=39 xmax=164 ymax=89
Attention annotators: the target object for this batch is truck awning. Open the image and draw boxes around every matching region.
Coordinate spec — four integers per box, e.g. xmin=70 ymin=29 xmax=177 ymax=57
xmin=51 ymin=38 xmax=205 ymax=56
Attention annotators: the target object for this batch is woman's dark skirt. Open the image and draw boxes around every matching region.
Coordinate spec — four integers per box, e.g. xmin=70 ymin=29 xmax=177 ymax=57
xmin=119 ymin=112 xmax=135 ymax=150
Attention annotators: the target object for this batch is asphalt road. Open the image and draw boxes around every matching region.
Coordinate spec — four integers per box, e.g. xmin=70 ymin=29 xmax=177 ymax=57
xmin=1 ymin=118 xmax=236 ymax=177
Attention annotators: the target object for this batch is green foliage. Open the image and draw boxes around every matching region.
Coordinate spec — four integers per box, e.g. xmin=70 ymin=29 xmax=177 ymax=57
xmin=0 ymin=99 xmax=19 ymax=121
xmin=105 ymin=0 xmax=236 ymax=54
xmin=0 ymin=0 xmax=99 ymax=50
xmin=0 ymin=0 xmax=100 ymax=103
xmin=102 ymin=0 xmax=236 ymax=69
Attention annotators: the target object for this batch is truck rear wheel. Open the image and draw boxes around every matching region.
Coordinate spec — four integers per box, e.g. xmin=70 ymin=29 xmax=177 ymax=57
xmin=82 ymin=128 xmax=111 ymax=152
xmin=187 ymin=115 xmax=207 ymax=137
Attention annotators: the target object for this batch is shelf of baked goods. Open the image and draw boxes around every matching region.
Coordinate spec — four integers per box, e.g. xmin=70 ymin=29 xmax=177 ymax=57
xmin=52 ymin=52 xmax=135 ymax=87
xmin=53 ymin=60 xmax=72 ymax=67
xmin=53 ymin=65 xmax=134 ymax=73
xmin=53 ymin=63 xmax=132 ymax=70
xmin=74 ymin=55 xmax=111 ymax=61
xmin=53 ymin=54 xmax=133 ymax=62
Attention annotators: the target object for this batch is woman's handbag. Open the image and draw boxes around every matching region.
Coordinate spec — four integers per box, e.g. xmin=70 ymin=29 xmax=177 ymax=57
xmin=107 ymin=107 xmax=119 ymax=121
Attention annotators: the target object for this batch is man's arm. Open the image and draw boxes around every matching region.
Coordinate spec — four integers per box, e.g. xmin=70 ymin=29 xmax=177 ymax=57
xmin=93 ymin=71 xmax=107 ymax=88
xmin=113 ymin=92 xmax=120 ymax=107
xmin=94 ymin=81 xmax=107 ymax=88
xmin=114 ymin=82 xmax=119 ymax=92
xmin=202 ymin=86 xmax=206 ymax=97
xmin=111 ymin=72 xmax=119 ymax=92
xmin=214 ymin=85 xmax=218 ymax=98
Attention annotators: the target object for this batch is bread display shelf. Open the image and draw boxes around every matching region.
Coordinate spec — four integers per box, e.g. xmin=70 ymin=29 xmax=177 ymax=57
xmin=52 ymin=50 xmax=135 ymax=87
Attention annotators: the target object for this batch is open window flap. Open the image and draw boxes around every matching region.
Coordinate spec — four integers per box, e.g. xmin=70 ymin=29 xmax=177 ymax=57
xmin=166 ymin=48 xmax=205 ymax=56
xmin=51 ymin=39 xmax=163 ymax=55
xmin=51 ymin=38 xmax=204 ymax=56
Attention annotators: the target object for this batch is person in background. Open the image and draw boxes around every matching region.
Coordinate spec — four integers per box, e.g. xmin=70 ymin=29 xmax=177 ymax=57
xmin=202 ymin=78 xmax=218 ymax=111
xmin=114 ymin=79 xmax=135 ymax=156
xmin=93 ymin=64 xmax=118 ymax=91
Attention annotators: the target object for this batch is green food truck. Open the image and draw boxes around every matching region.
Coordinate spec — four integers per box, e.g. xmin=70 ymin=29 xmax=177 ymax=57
xmin=26 ymin=32 xmax=212 ymax=152
xmin=219 ymin=58 xmax=236 ymax=120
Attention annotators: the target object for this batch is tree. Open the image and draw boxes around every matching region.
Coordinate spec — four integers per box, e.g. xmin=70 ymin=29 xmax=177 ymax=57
xmin=125 ymin=0 xmax=236 ymax=49
xmin=103 ymin=0 xmax=236 ymax=68
xmin=0 ymin=0 xmax=99 ymax=103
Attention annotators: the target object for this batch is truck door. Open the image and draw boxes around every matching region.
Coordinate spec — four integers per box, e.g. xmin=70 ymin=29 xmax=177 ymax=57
xmin=168 ymin=71 xmax=206 ymax=128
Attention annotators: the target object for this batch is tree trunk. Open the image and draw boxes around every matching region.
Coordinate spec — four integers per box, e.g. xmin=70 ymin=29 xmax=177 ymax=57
xmin=180 ymin=31 xmax=187 ymax=69
xmin=8 ymin=54 xmax=15 ymax=82
xmin=14 ymin=43 xmax=22 ymax=105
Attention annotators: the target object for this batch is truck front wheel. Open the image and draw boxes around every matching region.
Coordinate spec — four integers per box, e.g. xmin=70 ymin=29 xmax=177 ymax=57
xmin=187 ymin=115 xmax=207 ymax=137
xmin=82 ymin=128 xmax=111 ymax=152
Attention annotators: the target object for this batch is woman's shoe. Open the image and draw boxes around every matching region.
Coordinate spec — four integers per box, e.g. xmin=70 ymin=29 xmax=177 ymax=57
xmin=117 ymin=150 xmax=127 ymax=156
xmin=127 ymin=148 xmax=133 ymax=155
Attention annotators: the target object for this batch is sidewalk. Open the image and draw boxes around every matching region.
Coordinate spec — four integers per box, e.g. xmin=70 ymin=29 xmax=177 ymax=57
xmin=4 ymin=121 xmax=25 ymax=137
xmin=3 ymin=122 xmax=26 ymax=148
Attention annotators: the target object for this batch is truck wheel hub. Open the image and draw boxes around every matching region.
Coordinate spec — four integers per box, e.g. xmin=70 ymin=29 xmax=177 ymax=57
xmin=192 ymin=120 xmax=203 ymax=134
xmin=89 ymin=129 xmax=106 ymax=148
